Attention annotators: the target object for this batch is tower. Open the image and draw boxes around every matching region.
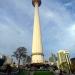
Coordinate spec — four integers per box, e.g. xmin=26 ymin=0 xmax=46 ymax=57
xmin=32 ymin=0 xmax=44 ymax=64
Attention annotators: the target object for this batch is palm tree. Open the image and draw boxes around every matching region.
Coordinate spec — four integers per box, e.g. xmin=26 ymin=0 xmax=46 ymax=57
xmin=12 ymin=47 xmax=27 ymax=67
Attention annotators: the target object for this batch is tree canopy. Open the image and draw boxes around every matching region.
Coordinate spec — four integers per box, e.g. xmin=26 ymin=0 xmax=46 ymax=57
xmin=12 ymin=47 xmax=27 ymax=66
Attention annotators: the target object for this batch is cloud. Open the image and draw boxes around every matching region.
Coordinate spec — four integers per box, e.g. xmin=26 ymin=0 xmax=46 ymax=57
xmin=0 ymin=15 xmax=32 ymax=55
xmin=0 ymin=0 xmax=75 ymax=59
xmin=39 ymin=0 xmax=75 ymax=58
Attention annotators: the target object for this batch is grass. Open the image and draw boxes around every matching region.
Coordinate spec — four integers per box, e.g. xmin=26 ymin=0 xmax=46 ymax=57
xmin=18 ymin=70 xmax=55 ymax=75
xmin=18 ymin=69 xmax=29 ymax=75
xmin=34 ymin=71 xmax=55 ymax=75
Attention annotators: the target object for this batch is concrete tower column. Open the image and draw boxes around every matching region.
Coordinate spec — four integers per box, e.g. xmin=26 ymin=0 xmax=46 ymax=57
xmin=32 ymin=0 xmax=44 ymax=64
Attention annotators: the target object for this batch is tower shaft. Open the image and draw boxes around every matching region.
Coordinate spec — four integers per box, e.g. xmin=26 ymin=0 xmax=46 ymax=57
xmin=32 ymin=1 xmax=44 ymax=64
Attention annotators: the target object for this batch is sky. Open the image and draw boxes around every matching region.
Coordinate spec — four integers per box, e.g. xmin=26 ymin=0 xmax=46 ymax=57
xmin=0 ymin=0 xmax=75 ymax=60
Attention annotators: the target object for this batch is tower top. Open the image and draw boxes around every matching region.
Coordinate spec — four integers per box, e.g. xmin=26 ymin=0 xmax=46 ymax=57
xmin=32 ymin=0 xmax=41 ymax=7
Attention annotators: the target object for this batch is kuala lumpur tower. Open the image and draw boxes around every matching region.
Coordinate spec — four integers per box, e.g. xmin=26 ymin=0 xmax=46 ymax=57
xmin=32 ymin=0 xmax=44 ymax=64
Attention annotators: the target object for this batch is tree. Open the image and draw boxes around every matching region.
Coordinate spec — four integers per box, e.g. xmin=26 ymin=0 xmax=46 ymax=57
xmin=22 ymin=55 xmax=31 ymax=65
xmin=49 ymin=53 xmax=57 ymax=62
xmin=70 ymin=58 xmax=75 ymax=73
xmin=12 ymin=47 xmax=27 ymax=67
xmin=26 ymin=55 xmax=31 ymax=63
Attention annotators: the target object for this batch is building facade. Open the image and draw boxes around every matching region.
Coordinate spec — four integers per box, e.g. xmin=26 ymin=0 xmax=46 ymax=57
xmin=57 ymin=50 xmax=71 ymax=71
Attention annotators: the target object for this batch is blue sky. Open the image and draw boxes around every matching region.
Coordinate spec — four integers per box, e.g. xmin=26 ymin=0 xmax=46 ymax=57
xmin=0 ymin=0 xmax=75 ymax=59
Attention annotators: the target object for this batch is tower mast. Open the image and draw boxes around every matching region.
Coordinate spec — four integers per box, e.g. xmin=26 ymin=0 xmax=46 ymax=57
xmin=32 ymin=0 xmax=44 ymax=64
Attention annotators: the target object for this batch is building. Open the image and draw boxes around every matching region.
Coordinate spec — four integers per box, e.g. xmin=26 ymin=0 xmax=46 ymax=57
xmin=4 ymin=56 xmax=13 ymax=66
xmin=57 ymin=50 xmax=71 ymax=71
xmin=32 ymin=0 xmax=44 ymax=64
xmin=58 ymin=50 xmax=70 ymax=64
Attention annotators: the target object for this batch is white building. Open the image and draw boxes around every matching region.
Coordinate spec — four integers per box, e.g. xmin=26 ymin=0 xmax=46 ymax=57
xmin=57 ymin=50 xmax=71 ymax=71
xmin=4 ymin=56 xmax=13 ymax=65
